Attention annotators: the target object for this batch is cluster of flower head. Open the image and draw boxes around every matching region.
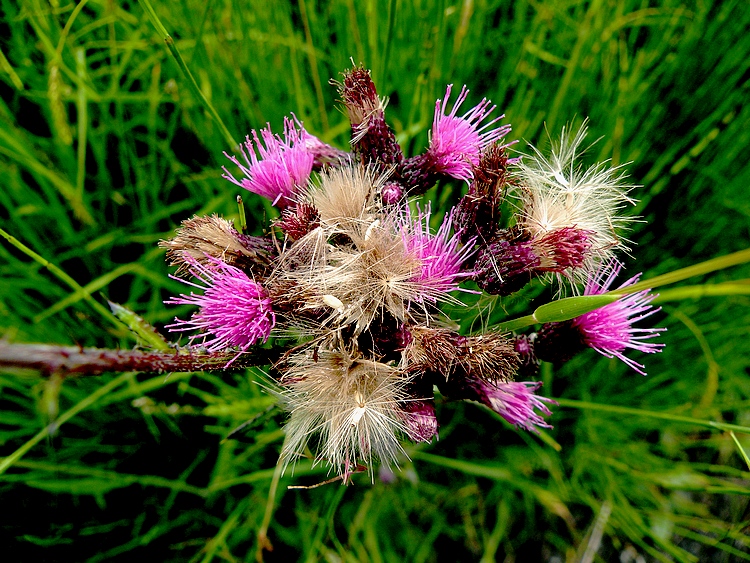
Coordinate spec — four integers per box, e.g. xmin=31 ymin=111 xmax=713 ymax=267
xmin=161 ymin=66 xmax=665 ymax=482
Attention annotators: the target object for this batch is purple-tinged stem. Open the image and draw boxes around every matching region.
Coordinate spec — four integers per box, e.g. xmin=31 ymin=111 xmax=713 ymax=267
xmin=0 ymin=342 xmax=287 ymax=377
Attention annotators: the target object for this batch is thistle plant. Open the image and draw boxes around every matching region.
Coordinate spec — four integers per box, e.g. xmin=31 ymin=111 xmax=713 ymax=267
xmin=5 ymin=2 xmax=750 ymax=560
xmin=148 ymin=65 xmax=665 ymax=481
xmin=0 ymin=65 xmax=675 ymax=484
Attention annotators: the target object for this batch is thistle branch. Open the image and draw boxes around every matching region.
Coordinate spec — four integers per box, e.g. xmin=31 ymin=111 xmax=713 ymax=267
xmin=0 ymin=342 xmax=288 ymax=377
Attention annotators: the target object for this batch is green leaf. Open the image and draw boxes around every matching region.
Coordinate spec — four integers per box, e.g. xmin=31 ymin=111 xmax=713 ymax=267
xmin=25 ymin=477 xmax=121 ymax=496
xmin=108 ymin=301 xmax=171 ymax=351
xmin=532 ymin=294 xmax=621 ymax=324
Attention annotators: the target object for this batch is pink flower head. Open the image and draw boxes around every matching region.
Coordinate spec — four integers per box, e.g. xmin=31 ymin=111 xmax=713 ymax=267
xmin=166 ymin=256 xmax=275 ymax=364
xmin=381 ymin=181 xmax=403 ymax=205
xmin=401 ymin=399 xmax=439 ymax=443
xmin=222 ymin=116 xmax=316 ymax=208
xmin=400 ymin=205 xmax=476 ymax=298
xmin=429 ymin=85 xmax=512 ymax=182
xmin=533 ymin=227 xmax=594 ymax=273
xmin=478 ymin=380 xmax=554 ymax=432
xmin=573 ymin=261 xmax=665 ymax=375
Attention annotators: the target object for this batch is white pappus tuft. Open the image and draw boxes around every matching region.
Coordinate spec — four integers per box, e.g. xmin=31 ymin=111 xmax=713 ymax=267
xmin=271 ymin=165 xmax=473 ymax=336
xmin=512 ymin=121 xmax=637 ymax=281
xmin=278 ymin=349 xmax=412 ymax=482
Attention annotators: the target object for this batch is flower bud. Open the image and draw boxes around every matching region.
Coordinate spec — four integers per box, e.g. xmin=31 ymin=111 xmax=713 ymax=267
xmin=454 ymin=143 xmax=513 ymax=243
xmin=380 ymin=181 xmax=403 ymax=204
xmin=472 ymin=227 xmax=593 ymax=295
xmin=337 ymin=66 xmax=403 ymax=169
xmin=274 ymin=202 xmax=320 ymax=241
xmin=160 ymin=215 xmax=274 ymax=277
xmin=402 ymin=399 xmax=439 ymax=443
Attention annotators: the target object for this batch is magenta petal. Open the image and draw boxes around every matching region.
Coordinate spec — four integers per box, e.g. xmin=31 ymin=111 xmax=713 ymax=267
xmin=222 ymin=116 xmax=316 ymax=207
xmin=399 ymin=204 xmax=476 ymax=299
xmin=165 ymin=256 xmax=275 ymax=363
xmin=428 ymin=85 xmax=512 ymax=182
xmin=479 ymin=380 xmax=554 ymax=432
xmin=574 ymin=261 xmax=665 ymax=375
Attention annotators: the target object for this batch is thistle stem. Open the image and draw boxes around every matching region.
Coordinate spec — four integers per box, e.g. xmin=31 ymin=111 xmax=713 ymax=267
xmin=0 ymin=342 xmax=287 ymax=377
xmin=496 ymin=248 xmax=750 ymax=332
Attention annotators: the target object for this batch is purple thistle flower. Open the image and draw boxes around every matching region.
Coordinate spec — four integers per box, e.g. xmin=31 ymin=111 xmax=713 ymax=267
xmin=222 ymin=116 xmax=316 ymax=208
xmin=473 ymin=226 xmax=594 ymax=295
xmin=479 ymin=380 xmax=554 ymax=432
xmin=166 ymin=256 xmax=275 ymax=364
xmin=381 ymin=181 xmax=403 ymax=205
xmin=400 ymin=206 xmax=476 ymax=298
xmin=401 ymin=399 xmax=439 ymax=443
xmin=573 ymin=261 xmax=665 ymax=375
xmin=428 ymin=85 xmax=511 ymax=182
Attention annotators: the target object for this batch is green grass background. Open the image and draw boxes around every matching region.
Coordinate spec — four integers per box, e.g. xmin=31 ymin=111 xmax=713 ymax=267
xmin=2 ymin=0 xmax=750 ymax=561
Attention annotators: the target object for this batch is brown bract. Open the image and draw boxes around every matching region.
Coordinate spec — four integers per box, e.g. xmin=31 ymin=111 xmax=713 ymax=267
xmin=403 ymin=326 xmax=519 ymax=383
xmin=160 ymin=215 xmax=274 ymax=277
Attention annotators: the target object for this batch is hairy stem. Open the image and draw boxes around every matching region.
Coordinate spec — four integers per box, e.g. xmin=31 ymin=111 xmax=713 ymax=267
xmin=0 ymin=342 xmax=288 ymax=377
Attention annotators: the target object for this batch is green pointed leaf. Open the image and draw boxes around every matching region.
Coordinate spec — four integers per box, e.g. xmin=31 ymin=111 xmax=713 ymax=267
xmin=25 ymin=477 xmax=121 ymax=496
xmin=108 ymin=301 xmax=171 ymax=351
xmin=532 ymin=294 xmax=622 ymax=324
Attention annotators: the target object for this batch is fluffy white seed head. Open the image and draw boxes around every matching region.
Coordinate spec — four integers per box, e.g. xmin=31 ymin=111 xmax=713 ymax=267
xmin=271 ymin=186 xmax=465 ymax=338
xmin=291 ymin=218 xmax=425 ymax=332
xmin=512 ymin=122 xmax=637 ymax=280
xmin=308 ymin=165 xmax=383 ymax=230
xmin=278 ymin=349 xmax=412 ymax=481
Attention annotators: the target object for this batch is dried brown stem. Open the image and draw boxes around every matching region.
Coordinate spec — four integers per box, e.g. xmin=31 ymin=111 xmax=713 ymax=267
xmin=0 ymin=342 xmax=288 ymax=377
